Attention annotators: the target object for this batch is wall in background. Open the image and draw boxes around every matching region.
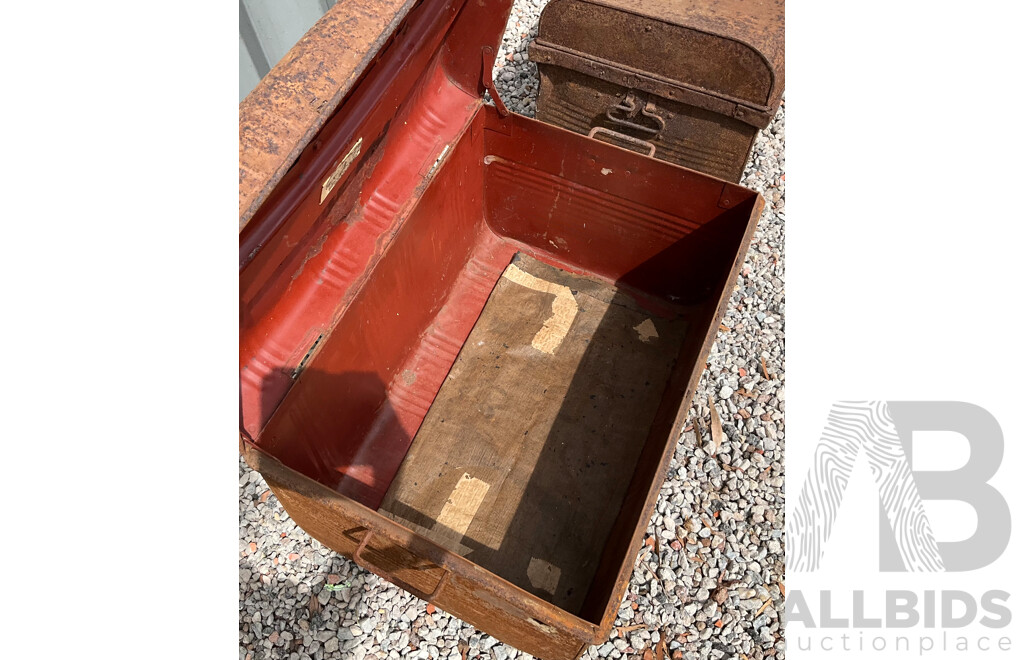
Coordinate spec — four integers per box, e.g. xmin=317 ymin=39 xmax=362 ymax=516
xmin=239 ymin=0 xmax=338 ymax=101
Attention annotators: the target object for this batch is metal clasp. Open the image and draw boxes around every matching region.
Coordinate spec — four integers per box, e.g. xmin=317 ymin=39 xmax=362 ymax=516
xmin=605 ymin=91 xmax=665 ymax=138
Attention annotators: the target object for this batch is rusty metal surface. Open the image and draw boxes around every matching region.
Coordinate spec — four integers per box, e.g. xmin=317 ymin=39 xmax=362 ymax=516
xmin=535 ymin=0 xmax=784 ymax=109
xmin=239 ymin=0 xmax=764 ymax=657
xmin=238 ymin=0 xmax=419 ymax=231
xmin=529 ymin=42 xmax=775 ymax=129
xmin=242 ymin=443 xmax=596 ymax=660
xmin=530 ymin=0 xmax=783 ymax=181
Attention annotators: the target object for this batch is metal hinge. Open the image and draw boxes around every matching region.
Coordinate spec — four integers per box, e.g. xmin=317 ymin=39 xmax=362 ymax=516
xmin=481 ymin=46 xmax=510 ymax=117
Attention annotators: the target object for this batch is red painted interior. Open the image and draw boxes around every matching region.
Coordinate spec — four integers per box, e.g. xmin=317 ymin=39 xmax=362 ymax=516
xmin=239 ymin=0 xmax=758 ymax=511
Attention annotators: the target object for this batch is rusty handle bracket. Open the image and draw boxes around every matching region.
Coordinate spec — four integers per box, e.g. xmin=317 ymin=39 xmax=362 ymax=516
xmin=353 ymin=531 xmax=451 ymax=603
xmin=588 ymin=126 xmax=656 ymax=158
xmin=481 ymin=46 xmax=510 ymax=117
xmin=641 ymin=99 xmax=666 ymax=132
xmin=605 ymin=92 xmax=665 ymax=137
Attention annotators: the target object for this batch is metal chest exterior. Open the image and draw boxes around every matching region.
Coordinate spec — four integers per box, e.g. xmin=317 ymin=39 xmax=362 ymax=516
xmin=529 ymin=0 xmax=784 ymax=181
xmin=239 ymin=1 xmax=764 ymax=658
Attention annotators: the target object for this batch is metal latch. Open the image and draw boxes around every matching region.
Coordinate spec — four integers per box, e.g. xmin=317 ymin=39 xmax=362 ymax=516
xmin=605 ymin=91 xmax=665 ymax=138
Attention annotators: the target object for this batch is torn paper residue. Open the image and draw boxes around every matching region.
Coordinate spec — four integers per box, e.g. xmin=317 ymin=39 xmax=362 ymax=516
xmin=502 ymin=263 xmax=578 ymax=354
xmin=435 ymin=473 xmax=490 ymax=539
xmin=633 ymin=318 xmax=659 ymax=343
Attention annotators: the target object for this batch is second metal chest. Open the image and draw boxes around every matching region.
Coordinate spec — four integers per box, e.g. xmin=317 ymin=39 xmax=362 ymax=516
xmin=530 ymin=0 xmax=784 ymax=181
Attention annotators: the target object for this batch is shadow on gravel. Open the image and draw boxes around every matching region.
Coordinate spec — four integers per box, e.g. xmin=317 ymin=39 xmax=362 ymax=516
xmin=238 ymin=484 xmax=380 ymax=659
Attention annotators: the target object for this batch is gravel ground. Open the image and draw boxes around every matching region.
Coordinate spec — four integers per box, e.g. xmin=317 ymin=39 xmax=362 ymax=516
xmin=239 ymin=1 xmax=785 ymax=658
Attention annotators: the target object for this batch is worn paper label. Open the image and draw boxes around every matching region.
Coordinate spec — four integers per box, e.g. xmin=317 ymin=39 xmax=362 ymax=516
xmin=320 ymin=137 xmax=362 ymax=204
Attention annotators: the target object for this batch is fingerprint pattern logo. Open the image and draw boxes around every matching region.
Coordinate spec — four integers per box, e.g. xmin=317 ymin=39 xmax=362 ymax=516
xmin=790 ymin=401 xmax=944 ymax=572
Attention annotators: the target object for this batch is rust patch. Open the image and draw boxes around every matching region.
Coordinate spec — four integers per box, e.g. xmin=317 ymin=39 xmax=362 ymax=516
xmin=239 ymin=0 xmax=420 ymax=230
xmin=530 ymin=0 xmax=783 ymax=181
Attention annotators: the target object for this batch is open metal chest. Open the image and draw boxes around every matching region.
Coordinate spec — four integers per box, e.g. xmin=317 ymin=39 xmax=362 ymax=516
xmin=530 ymin=0 xmax=785 ymax=182
xmin=239 ymin=0 xmax=764 ymax=658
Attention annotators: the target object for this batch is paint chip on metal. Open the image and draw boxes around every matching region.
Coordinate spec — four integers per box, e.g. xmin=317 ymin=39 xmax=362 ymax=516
xmin=527 ymin=617 xmax=557 ymax=634
xmin=502 ymin=263 xmax=578 ymax=354
xmin=320 ymin=138 xmax=363 ymax=203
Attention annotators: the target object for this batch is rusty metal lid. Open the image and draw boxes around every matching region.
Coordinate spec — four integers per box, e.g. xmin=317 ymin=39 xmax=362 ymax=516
xmin=238 ymin=0 xmax=515 ymax=233
xmin=239 ymin=0 xmax=421 ymax=231
xmin=534 ymin=0 xmax=784 ymax=112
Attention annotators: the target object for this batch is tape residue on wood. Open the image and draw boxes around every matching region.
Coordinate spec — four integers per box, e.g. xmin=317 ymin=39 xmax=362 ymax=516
xmin=633 ymin=318 xmax=659 ymax=343
xmin=527 ymin=557 xmax=561 ymax=594
xmin=435 ymin=473 xmax=490 ymax=540
xmin=502 ymin=263 xmax=578 ymax=354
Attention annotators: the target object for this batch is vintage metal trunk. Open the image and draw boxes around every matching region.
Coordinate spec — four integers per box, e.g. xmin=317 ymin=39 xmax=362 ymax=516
xmin=529 ymin=0 xmax=785 ymax=182
xmin=239 ymin=1 xmax=763 ymax=658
